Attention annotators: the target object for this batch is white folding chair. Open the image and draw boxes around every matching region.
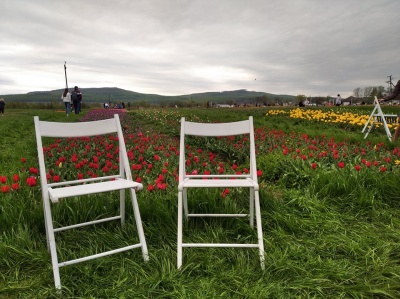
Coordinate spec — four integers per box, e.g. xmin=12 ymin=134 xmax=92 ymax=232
xmin=34 ymin=114 xmax=148 ymax=289
xmin=177 ymin=116 xmax=265 ymax=269
xmin=362 ymin=97 xmax=398 ymax=141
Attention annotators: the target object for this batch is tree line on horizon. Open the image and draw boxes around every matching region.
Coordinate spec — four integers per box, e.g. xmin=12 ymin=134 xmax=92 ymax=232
xmin=1 ymin=84 xmax=397 ymax=108
xmin=292 ymin=84 xmax=395 ymax=106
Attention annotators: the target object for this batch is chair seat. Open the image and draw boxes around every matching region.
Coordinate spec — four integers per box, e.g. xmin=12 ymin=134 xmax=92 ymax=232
xmin=49 ymin=179 xmax=142 ymax=203
xmin=179 ymin=178 xmax=258 ymax=190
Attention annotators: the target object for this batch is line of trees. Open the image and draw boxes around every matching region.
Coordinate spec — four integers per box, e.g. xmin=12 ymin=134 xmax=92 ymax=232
xmin=353 ymin=86 xmax=385 ymax=102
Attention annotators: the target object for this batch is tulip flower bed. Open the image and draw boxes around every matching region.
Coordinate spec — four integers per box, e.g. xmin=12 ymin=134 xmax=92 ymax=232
xmin=3 ymin=108 xmax=400 ymax=196
xmin=266 ymin=106 xmax=399 ymax=130
xmin=1 ymin=107 xmax=400 ymax=298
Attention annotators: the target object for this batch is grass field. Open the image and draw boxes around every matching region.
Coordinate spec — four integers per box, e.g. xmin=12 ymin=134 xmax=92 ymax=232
xmin=1 ymin=106 xmax=400 ymax=298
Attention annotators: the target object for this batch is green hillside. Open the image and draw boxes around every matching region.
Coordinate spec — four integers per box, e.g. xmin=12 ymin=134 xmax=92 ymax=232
xmin=1 ymin=87 xmax=295 ymax=105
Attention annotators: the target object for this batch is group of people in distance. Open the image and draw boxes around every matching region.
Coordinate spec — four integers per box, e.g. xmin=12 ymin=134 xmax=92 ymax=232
xmin=61 ymin=86 xmax=83 ymax=116
xmin=103 ymin=102 xmax=125 ymax=109
xmin=299 ymin=94 xmax=342 ymax=107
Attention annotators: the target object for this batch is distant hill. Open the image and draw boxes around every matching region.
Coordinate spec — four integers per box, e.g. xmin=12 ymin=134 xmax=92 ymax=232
xmin=1 ymin=87 xmax=295 ymax=104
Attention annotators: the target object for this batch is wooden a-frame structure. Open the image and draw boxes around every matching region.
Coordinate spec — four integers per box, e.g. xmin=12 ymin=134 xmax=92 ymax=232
xmin=361 ymin=97 xmax=398 ymax=142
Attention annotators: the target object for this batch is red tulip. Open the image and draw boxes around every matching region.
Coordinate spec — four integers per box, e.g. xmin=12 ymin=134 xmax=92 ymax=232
xmin=29 ymin=167 xmax=39 ymax=174
xmin=26 ymin=177 xmax=37 ymax=187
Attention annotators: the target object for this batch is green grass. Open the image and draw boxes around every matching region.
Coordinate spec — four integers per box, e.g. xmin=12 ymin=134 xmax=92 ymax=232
xmin=1 ymin=107 xmax=400 ymax=298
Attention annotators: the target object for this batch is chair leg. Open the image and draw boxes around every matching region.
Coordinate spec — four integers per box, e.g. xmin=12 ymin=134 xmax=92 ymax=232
xmin=120 ymin=189 xmax=125 ymax=226
xmin=43 ymin=198 xmax=61 ymax=288
xmin=177 ymin=191 xmax=183 ymax=269
xmin=43 ymin=212 xmax=50 ymax=252
xmin=249 ymin=188 xmax=254 ymax=227
xmin=183 ymin=188 xmax=188 ymax=219
xmin=42 ymin=197 xmax=51 ymax=251
xmin=254 ymin=191 xmax=265 ymax=270
xmin=129 ymin=188 xmax=149 ymax=261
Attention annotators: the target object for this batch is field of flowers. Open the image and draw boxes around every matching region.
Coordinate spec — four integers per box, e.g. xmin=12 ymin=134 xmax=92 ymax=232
xmin=2 ymin=107 xmax=400 ymax=196
xmin=266 ymin=106 xmax=399 ymax=130
xmin=1 ymin=106 xmax=400 ymax=298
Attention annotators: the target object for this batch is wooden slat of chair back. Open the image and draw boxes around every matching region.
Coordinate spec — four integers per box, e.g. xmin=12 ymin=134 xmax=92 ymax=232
xmin=37 ymin=118 xmax=119 ymax=138
xmin=183 ymin=119 xmax=251 ymax=136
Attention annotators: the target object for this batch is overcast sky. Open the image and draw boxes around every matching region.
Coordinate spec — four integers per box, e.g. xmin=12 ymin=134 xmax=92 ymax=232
xmin=1 ymin=0 xmax=399 ymax=97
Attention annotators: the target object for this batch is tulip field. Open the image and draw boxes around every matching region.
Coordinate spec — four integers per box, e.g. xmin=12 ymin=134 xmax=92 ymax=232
xmin=1 ymin=106 xmax=400 ymax=298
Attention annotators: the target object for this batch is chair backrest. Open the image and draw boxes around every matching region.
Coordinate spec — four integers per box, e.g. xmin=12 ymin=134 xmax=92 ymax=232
xmin=34 ymin=114 xmax=133 ymax=198
xmin=179 ymin=116 xmax=257 ymax=181
xmin=35 ymin=117 xmax=121 ymax=138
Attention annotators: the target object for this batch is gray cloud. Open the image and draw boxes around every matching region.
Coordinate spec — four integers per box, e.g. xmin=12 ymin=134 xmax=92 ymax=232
xmin=0 ymin=0 xmax=399 ymax=97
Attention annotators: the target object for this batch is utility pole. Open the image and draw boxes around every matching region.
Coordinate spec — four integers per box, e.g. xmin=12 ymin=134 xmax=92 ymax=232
xmin=64 ymin=61 xmax=68 ymax=89
xmin=387 ymin=75 xmax=394 ymax=93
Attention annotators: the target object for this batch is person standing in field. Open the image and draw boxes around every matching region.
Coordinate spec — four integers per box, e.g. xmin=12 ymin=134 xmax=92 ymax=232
xmin=0 ymin=98 xmax=5 ymax=115
xmin=379 ymin=80 xmax=400 ymax=141
xmin=71 ymin=86 xmax=82 ymax=114
xmin=61 ymin=88 xmax=71 ymax=116
xmin=335 ymin=94 xmax=342 ymax=106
